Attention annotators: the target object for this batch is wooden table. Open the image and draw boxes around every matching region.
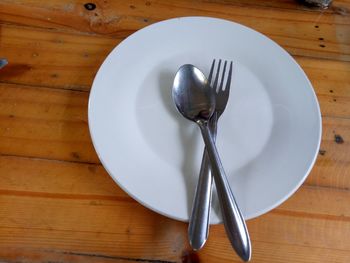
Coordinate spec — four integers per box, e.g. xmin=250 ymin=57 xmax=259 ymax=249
xmin=0 ymin=1 xmax=349 ymax=262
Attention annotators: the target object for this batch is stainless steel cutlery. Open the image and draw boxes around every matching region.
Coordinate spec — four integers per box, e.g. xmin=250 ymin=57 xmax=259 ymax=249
xmin=172 ymin=61 xmax=251 ymax=261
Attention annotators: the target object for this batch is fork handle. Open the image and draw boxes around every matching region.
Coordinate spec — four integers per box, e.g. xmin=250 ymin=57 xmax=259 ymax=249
xmin=188 ymin=113 xmax=217 ymax=250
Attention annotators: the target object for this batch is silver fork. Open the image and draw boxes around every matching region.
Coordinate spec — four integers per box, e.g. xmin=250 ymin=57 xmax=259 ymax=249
xmin=188 ymin=59 xmax=251 ymax=261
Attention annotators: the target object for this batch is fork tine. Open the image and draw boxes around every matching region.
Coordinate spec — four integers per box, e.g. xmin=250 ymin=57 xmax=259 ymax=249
xmin=219 ymin=60 xmax=227 ymax=91
xmin=225 ymin=61 xmax=233 ymax=92
xmin=213 ymin=59 xmax=222 ymax=91
xmin=208 ymin=59 xmax=215 ymax=84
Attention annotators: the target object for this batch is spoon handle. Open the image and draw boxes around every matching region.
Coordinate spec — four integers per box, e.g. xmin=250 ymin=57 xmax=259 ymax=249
xmin=188 ymin=114 xmax=217 ymax=250
xmin=197 ymin=121 xmax=251 ymax=262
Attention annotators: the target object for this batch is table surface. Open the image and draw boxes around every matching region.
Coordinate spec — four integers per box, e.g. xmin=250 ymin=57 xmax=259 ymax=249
xmin=0 ymin=1 xmax=349 ymax=262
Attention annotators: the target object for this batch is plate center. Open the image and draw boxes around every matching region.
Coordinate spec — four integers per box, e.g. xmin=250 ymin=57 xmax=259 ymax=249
xmin=135 ymin=59 xmax=273 ymax=180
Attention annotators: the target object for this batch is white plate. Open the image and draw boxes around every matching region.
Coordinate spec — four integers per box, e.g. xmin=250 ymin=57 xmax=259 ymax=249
xmin=88 ymin=17 xmax=321 ymax=223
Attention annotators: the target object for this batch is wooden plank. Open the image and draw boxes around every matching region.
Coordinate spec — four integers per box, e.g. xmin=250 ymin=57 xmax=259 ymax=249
xmin=4 ymin=0 xmax=348 ymax=36
xmin=201 ymin=239 xmax=350 ymax=262
xmin=1 ymin=0 xmax=349 ymax=34
xmin=0 ymin=247 xmax=178 ymax=263
xmin=277 ymin=185 xmax=350 ymax=220
xmin=0 ymin=24 xmax=118 ymax=91
xmin=0 ymin=196 xmax=188 ymax=262
xmin=0 ymin=1 xmax=349 ymax=91
xmin=1 ymin=242 xmax=350 ymax=263
xmin=307 ymin=117 xmax=350 ymax=190
xmin=0 ymin=83 xmax=99 ymax=163
xmin=206 ymin=0 xmax=350 ymax=12
xmin=296 ymin=57 xmax=350 ymax=119
xmin=0 ymin=25 xmax=118 ymax=91
xmin=0 ymin=185 xmax=349 ymax=262
xmin=0 ymin=155 xmax=129 ymax=200
xmin=0 ymin=23 xmax=349 ymax=90
xmin=0 ymin=0 xmax=144 ymax=37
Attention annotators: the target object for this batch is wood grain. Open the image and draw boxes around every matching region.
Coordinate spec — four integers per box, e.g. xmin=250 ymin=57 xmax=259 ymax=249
xmin=1 ymin=1 xmax=349 ymax=44
xmin=0 ymin=155 xmax=127 ymax=199
xmin=0 ymin=82 xmax=98 ymax=162
xmin=0 ymin=185 xmax=349 ymax=262
xmin=307 ymin=117 xmax=350 ymax=190
xmin=0 ymin=195 xmax=188 ymax=262
xmin=0 ymin=24 xmax=118 ymax=91
xmin=0 ymin=248 xmax=179 ymax=263
xmin=0 ymin=23 xmax=349 ymax=90
xmin=0 ymin=0 xmax=349 ymax=91
xmin=297 ymin=56 xmax=350 ymax=119
xmin=0 ymin=24 xmax=349 ymax=93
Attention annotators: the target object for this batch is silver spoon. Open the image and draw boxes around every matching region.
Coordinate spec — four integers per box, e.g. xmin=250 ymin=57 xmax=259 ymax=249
xmin=172 ymin=64 xmax=251 ymax=261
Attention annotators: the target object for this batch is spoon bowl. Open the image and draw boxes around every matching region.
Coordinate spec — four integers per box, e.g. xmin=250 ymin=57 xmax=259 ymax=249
xmin=172 ymin=65 xmax=215 ymax=122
